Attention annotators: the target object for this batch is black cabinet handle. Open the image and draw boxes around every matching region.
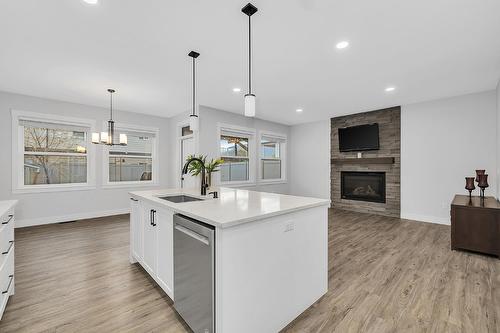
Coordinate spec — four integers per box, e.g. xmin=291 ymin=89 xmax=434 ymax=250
xmin=130 ymin=198 xmax=139 ymax=202
xmin=152 ymin=210 xmax=157 ymax=227
xmin=2 ymin=275 xmax=13 ymax=294
xmin=2 ymin=241 xmax=13 ymax=255
xmin=150 ymin=210 xmax=153 ymax=226
xmin=2 ymin=214 xmax=13 ymax=225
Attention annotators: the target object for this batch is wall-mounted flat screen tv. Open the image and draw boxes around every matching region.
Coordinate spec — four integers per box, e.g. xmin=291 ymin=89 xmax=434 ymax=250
xmin=338 ymin=123 xmax=380 ymax=152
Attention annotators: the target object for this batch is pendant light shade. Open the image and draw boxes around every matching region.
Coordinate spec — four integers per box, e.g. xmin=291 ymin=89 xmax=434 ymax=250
xmin=188 ymin=51 xmax=200 ymax=132
xmin=91 ymin=89 xmax=127 ymax=146
xmin=189 ymin=114 xmax=199 ymax=132
xmin=91 ymin=132 xmax=100 ymax=144
xmin=242 ymin=3 xmax=258 ymax=117
xmin=244 ymin=94 xmax=256 ymax=117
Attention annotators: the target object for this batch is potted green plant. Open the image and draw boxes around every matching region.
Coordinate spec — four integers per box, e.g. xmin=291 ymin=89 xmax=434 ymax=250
xmin=185 ymin=155 xmax=224 ymax=188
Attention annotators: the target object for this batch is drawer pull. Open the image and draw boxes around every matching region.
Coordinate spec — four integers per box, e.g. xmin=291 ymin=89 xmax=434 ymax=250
xmin=130 ymin=198 xmax=139 ymax=202
xmin=2 ymin=241 xmax=14 ymax=255
xmin=2 ymin=275 xmax=13 ymax=294
xmin=2 ymin=215 xmax=13 ymax=225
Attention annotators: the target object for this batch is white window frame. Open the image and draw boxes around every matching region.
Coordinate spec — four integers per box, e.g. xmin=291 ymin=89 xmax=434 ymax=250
xmin=258 ymin=130 xmax=287 ymax=184
xmin=101 ymin=122 xmax=160 ymax=188
xmin=217 ymin=123 xmax=256 ymax=186
xmin=11 ymin=109 xmax=96 ymax=193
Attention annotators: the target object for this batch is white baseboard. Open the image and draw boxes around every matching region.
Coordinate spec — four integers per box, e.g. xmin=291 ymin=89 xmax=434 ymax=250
xmin=400 ymin=213 xmax=450 ymax=225
xmin=15 ymin=208 xmax=130 ymax=228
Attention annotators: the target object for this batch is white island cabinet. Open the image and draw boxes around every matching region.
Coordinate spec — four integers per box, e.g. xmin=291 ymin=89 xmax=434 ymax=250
xmin=130 ymin=198 xmax=174 ymax=300
xmin=129 ymin=187 xmax=330 ymax=333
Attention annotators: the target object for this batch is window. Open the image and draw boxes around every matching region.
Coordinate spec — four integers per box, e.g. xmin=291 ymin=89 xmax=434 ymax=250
xmin=12 ymin=111 xmax=95 ymax=192
xmin=218 ymin=124 xmax=256 ymax=184
xmin=260 ymin=132 xmax=286 ymax=182
xmin=220 ymin=135 xmax=249 ymax=182
xmin=181 ymin=125 xmax=193 ymax=137
xmin=105 ymin=125 xmax=158 ymax=186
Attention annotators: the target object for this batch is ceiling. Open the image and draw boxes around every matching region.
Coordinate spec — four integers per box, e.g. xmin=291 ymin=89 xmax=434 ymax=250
xmin=1 ymin=0 xmax=499 ymax=125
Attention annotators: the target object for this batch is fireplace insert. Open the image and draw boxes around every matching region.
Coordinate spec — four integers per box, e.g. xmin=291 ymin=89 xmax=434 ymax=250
xmin=341 ymin=171 xmax=386 ymax=203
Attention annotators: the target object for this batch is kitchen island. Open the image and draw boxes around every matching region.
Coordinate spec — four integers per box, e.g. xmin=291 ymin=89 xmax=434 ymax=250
xmin=129 ymin=187 xmax=329 ymax=333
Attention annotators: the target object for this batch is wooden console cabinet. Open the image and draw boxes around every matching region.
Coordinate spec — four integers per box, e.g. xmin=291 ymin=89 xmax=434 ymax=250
xmin=451 ymin=195 xmax=500 ymax=258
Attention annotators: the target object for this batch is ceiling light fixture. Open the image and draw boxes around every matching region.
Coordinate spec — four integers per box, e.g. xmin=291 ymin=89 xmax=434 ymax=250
xmin=188 ymin=51 xmax=200 ymax=132
xmin=92 ymin=89 xmax=127 ymax=146
xmin=242 ymin=3 xmax=258 ymax=117
xmin=385 ymin=86 xmax=396 ymax=92
xmin=296 ymin=108 xmax=303 ymax=113
xmin=336 ymin=41 xmax=349 ymax=49
xmin=233 ymin=88 xmax=241 ymax=93
xmin=82 ymin=0 xmax=99 ymax=5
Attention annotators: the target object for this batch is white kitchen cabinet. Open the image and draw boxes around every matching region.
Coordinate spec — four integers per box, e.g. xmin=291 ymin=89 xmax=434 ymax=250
xmin=141 ymin=202 xmax=158 ymax=277
xmin=0 ymin=200 xmax=17 ymax=321
xmin=156 ymin=208 xmax=174 ymax=299
xmin=129 ymin=198 xmax=143 ymax=264
xmin=130 ymin=198 xmax=175 ymax=300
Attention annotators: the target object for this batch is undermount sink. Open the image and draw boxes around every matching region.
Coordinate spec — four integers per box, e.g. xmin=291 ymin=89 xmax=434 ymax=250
xmin=158 ymin=195 xmax=203 ymax=203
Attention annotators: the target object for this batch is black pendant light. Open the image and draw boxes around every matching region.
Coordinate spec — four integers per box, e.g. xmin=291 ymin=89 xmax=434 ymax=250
xmin=92 ymin=89 xmax=127 ymax=146
xmin=188 ymin=50 xmax=200 ymax=131
xmin=242 ymin=3 xmax=258 ymax=117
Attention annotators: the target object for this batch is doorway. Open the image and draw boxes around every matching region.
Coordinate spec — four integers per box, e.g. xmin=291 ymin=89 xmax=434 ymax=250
xmin=179 ymin=125 xmax=196 ymax=189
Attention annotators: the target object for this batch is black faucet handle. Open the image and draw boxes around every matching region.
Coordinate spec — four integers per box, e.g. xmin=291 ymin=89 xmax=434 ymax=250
xmin=209 ymin=191 xmax=218 ymax=199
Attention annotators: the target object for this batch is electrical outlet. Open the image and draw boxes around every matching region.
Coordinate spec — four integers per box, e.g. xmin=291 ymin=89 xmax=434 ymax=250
xmin=284 ymin=222 xmax=295 ymax=232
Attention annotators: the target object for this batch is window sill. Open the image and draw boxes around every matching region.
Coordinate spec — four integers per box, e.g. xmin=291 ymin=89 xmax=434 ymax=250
xmin=219 ymin=181 xmax=257 ymax=188
xmin=12 ymin=184 xmax=96 ymax=194
xmin=102 ymin=182 xmax=160 ymax=189
xmin=258 ymin=179 xmax=288 ymax=186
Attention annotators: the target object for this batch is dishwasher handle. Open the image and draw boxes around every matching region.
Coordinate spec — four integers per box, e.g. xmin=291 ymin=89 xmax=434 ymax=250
xmin=175 ymin=224 xmax=210 ymax=245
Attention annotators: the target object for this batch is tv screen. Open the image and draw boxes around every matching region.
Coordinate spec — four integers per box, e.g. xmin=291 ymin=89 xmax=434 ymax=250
xmin=338 ymin=123 xmax=379 ymax=152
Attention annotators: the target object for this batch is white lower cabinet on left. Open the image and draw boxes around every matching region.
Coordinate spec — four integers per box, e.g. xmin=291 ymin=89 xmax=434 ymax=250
xmin=0 ymin=200 xmax=17 ymax=321
xmin=130 ymin=198 xmax=174 ymax=300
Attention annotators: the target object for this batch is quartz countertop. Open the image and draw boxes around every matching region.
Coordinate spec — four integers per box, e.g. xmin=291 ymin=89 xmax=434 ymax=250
xmin=129 ymin=187 xmax=330 ymax=228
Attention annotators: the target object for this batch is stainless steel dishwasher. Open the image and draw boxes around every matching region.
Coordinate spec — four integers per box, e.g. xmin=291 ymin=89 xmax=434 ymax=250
xmin=173 ymin=214 xmax=215 ymax=333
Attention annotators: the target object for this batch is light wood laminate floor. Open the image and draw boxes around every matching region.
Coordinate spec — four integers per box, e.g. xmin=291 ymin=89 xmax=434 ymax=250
xmin=0 ymin=210 xmax=498 ymax=332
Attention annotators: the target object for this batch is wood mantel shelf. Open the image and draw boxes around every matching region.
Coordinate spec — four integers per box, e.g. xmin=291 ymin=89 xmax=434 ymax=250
xmin=331 ymin=157 xmax=395 ymax=165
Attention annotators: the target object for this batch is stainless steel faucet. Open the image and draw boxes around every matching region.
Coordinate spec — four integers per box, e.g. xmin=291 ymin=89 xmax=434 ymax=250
xmin=182 ymin=157 xmax=208 ymax=196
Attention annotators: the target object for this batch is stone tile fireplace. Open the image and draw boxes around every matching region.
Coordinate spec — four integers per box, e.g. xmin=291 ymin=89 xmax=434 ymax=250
xmin=341 ymin=171 xmax=386 ymax=203
xmin=331 ymin=107 xmax=400 ymax=217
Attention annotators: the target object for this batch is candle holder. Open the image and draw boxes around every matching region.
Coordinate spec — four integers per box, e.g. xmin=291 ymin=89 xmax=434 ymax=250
xmin=477 ymin=174 xmax=489 ymax=199
xmin=475 ymin=169 xmax=485 ymax=182
xmin=465 ymin=177 xmax=475 ymax=199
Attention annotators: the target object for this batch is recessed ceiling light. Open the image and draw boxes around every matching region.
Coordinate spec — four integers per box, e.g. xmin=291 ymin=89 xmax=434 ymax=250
xmin=385 ymin=86 xmax=396 ymax=92
xmin=83 ymin=0 xmax=99 ymax=4
xmin=296 ymin=108 xmax=303 ymax=113
xmin=336 ymin=41 xmax=349 ymax=49
xmin=232 ymin=88 xmax=241 ymax=93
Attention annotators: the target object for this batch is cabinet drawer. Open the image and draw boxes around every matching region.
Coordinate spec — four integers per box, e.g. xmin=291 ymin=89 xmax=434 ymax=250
xmin=0 ymin=224 xmax=14 ymax=255
xmin=0 ymin=209 xmax=14 ymax=228
xmin=0 ymin=250 xmax=14 ymax=295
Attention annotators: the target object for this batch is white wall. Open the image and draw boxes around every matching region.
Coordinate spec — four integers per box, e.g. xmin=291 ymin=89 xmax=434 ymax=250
xmin=289 ymin=121 xmax=331 ymax=200
xmin=0 ymin=91 xmax=170 ymax=227
xmin=401 ymin=91 xmax=497 ymax=225
xmin=167 ymin=106 xmax=291 ymax=194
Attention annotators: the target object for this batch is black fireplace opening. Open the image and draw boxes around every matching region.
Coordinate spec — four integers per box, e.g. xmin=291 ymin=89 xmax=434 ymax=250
xmin=341 ymin=171 xmax=386 ymax=203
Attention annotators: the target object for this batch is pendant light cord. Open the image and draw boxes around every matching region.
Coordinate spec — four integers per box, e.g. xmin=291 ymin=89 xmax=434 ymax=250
xmin=248 ymin=15 xmax=252 ymax=95
xmin=110 ymin=91 xmax=113 ymax=120
xmin=192 ymin=57 xmax=196 ymax=116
